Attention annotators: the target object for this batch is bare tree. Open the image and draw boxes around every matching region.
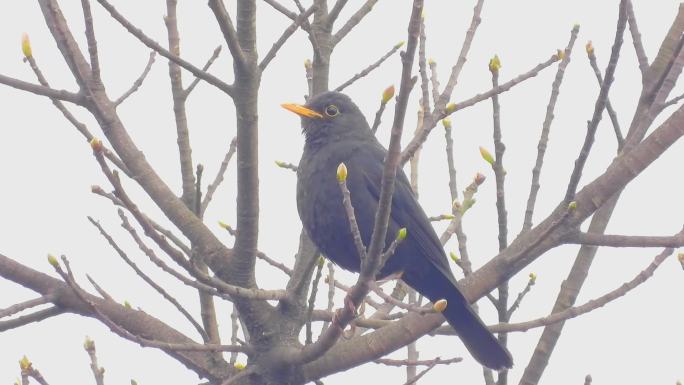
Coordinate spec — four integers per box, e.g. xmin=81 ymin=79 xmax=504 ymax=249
xmin=1 ymin=1 xmax=683 ymax=385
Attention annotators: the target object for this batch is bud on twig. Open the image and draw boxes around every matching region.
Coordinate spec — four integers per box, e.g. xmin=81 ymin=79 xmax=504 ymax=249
xmin=336 ymin=162 xmax=348 ymax=182
xmin=395 ymin=41 xmax=406 ymax=49
xmin=449 ymin=252 xmax=459 ymax=263
xmin=83 ymin=336 xmax=95 ymax=350
xmin=19 ymin=355 xmax=31 ymax=371
xmin=441 ymin=118 xmax=452 ymax=129
xmin=304 ymin=59 xmax=312 ymax=71
xmin=445 ymin=103 xmax=457 ymax=114
xmin=479 ymin=146 xmax=495 ymax=165
xmin=556 ymin=49 xmax=566 ymax=60
xmin=488 ymin=54 xmax=501 ymax=73
xmin=47 ymin=254 xmax=59 ymax=267
xmin=568 ymin=201 xmax=577 ymax=211
xmin=397 ymin=227 xmax=407 ymax=241
xmin=529 ymin=272 xmax=537 ymax=284
xmin=382 ymin=85 xmax=395 ymax=104
xmin=21 ymin=33 xmax=32 ymax=58
xmin=474 ymin=172 xmax=486 ymax=186
xmin=90 ymin=138 xmax=103 ymax=153
xmin=585 ymin=41 xmax=594 ymax=55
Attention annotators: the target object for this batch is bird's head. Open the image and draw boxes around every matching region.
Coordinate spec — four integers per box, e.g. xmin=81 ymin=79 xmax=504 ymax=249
xmin=282 ymin=91 xmax=371 ymax=144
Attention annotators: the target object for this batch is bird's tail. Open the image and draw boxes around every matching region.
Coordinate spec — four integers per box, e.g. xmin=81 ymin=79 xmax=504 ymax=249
xmin=404 ymin=264 xmax=513 ymax=370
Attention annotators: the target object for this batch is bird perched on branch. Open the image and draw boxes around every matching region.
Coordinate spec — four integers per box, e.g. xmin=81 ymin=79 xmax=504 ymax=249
xmin=283 ymin=91 xmax=512 ymax=370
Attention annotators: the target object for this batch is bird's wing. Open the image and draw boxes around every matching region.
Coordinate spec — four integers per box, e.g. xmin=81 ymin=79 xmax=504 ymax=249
xmin=352 ymin=143 xmax=453 ymax=276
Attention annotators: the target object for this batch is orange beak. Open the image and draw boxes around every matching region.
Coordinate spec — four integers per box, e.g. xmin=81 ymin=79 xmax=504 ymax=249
xmin=281 ymin=103 xmax=323 ymax=119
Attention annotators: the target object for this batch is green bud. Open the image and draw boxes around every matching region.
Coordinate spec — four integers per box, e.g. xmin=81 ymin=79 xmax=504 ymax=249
xmin=336 ymin=163 xmax=348 ymax=182
xmin=382 ymin=85 xmax=395 ymax=104
xmin=21 ymin=33 xmax=32 ymax=58
xmin=442 ymin=118 xmax=452 ymax=129
xmin=397 ymin=227 xmax=407 ymax=241
xmin=479 ymin=146 xmax=495 ymax=165
xmin=47 ymin=254 xmax=59 ymax=267
xmin=449 ymin=252 xmax=459 ymax=263
xmin=529 ymin=272 xmax=537 ymax=283
xmin=488 ymin=54 xmax=501 ymax=73
xmin=19 ymin=355 xmax=31 ymax=370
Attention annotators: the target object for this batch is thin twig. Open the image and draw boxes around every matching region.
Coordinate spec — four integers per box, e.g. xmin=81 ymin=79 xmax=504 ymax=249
xmin=86 ymin=274 xmax=114 ymax=301
xmin=91 ymin=186 xmax=192 ymax=255
xmin=260 ymin=5 xmax=317 ymax=70
xmin=202 ymin=136 xmax=238 ymax=215
xmin=522 ymin=25 xmax=579 ymax=232
xmin=327 ymin=0 xmax=349 ymax=28
xmin=0 ymin=307 xmax=64 ymax=332
xmin=207 ymin=0 xmax=247 ymax=70
xmin=401 ymin=53 xmax=561 ymax=165
xmin=184 ymin=46 xmax=222 ymax=98
xmin=23 ymin=55 xmax=129 ymax=175
xmin=230 ymin=305 xmax=240 ymax=364
xmin=625 ymin=0 xmax=649 ymax=79
xmin=401 ymin=362 xmax=438 ymax=385
xmin=88 ymin=216 xmax=209 ymax=341
xmin=565 ymin=231 xmax=684 ymax=248
xmin=371 ymin=86 xmax=394 ymax=134
xmin=506 ymin=275 xmax=535 ymax=318
xmin=565 ymin=1 xmax=626 ymax=202
xmin=0 ymin=73 xmax=84 ymax=105
xmin=375 ymin=357 xmax=462 ymax=367
xmin=114 ymin=51 xmax=156 ymax=106
xmin=84 ymin=338 xmax=105 ymax=385
xmin=434 ymin=0 xmax=485 ymax=111
xmin=81 ymin=0 xmax=101 ymax=83
xmin=306 ymin=259 xmax=324 ymax=344
xmin=274 ymin=160 xmax=299 ymax=173
xmin=95 ymin=0 xmax=235 ymax=97
xmin=338 ymin=170 xmax=368 ymax=261
xmin=587 ymin=43 xmax=624 ymax=149
xmin=51 ymin=255 xmax=253 ymax=354
xmin=92 ymin=148 xmax=286 ymax=301
xmin=334 ymin=41 xmax=404 ymax=92
xmin=332 ymin=0 xmax=379 ymax=46
xmin=489 ymin=247 xmax=673 ymax=333
xmin=0 ymin=295 xmax=55 ymax=319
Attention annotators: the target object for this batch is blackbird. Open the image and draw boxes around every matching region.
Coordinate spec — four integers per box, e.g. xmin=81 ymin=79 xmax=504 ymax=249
xmin=283 ymin=91 xmax=513 ymax=370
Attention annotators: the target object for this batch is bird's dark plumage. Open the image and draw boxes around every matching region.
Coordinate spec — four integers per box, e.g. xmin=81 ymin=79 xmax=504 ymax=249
xmin=289 ymin=91 xmax=513 ymax=370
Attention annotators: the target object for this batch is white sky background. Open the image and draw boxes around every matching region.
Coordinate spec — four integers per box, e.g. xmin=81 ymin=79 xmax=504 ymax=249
xmin=1 ymin=1 xmax=683 ymax=384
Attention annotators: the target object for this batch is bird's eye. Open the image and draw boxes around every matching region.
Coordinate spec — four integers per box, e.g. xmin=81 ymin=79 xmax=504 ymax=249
xmin=325 ymin=105 xmax=339 ymax=117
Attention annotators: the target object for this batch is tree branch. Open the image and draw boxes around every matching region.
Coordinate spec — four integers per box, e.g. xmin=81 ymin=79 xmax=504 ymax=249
xmin=95 ymin=0 xmax=235 ymax=97
xmin=334 ymin=41 xmax=404 ymax=92
xmin=0 ymin=73 xmax=84 ymax=105
xmin=522 ymin=25 xmax=579 ymax=231
xmin=207 ymin=0 xmax=248 ymax=70
xmin=114 ymin=51 xmax=156 ymax=106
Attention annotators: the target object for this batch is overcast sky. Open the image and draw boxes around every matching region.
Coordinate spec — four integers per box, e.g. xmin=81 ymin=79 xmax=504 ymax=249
xmin=0 ymin=1 xmax=682 ymax=384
